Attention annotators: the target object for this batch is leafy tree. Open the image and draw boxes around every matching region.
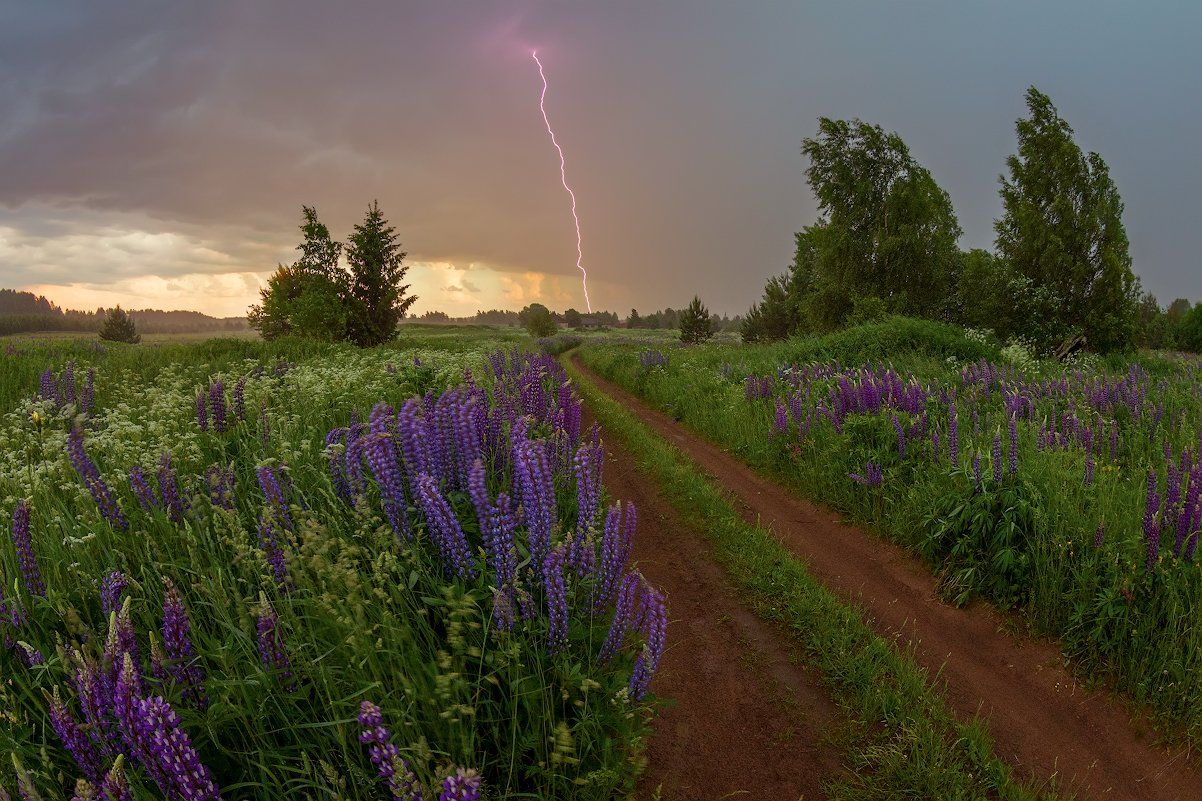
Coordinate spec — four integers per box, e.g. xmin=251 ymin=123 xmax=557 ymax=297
xmin=563 ymin=308 xmax=583 ymax=328
xmin=627 ymin=308 xmax=641 ymax=328
xmin=345 ymin=201 xmax=417 ymax=347
xmin=801 ymin=118 xmax=962 ymax=329
xmin=679 ymin=296 xmax=713 ymax=344
xmin=98 ymin=306 xmax=141 ymax=344
xmin=1179 ymin=303 xmax=1202 ymax=354
xmin=995 ymin=87 xmax=1139 ymax=352
xmin=249 ymin=207 xmax=352 ymax=341
xmin=518 ymin=303 xmax=557 ymax=337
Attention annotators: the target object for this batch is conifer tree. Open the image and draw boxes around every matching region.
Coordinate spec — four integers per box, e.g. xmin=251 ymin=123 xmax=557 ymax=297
xmin=98 ymin=306 xmax=141 ymax=344
xmin=679 ymin=296 xmax=714 ymax=344
xmin=345 ymin=201 xmax=416 ymax=347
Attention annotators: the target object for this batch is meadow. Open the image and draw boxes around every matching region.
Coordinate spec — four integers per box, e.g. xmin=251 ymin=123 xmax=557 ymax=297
xmin=578 ymin=316 xmax=1202 ymax=742
xmin=0 ymin=327 xmax=666 ymax=799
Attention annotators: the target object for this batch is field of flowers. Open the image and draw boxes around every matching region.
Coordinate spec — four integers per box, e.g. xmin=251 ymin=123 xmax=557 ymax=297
xmin=0 ymin=331 xmax=665 ymax=800
xmin=579 ymin=317 xmax=1202 ymax=741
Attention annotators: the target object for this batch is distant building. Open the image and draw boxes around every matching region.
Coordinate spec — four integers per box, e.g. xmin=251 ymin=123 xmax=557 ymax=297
xmin=578 ymin=314 xmax=607 ymax=330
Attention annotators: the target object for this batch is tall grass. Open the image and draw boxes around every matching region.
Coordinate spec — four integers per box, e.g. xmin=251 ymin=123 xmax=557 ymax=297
xmin=580 ymin=318 xmax=1202 ymax=742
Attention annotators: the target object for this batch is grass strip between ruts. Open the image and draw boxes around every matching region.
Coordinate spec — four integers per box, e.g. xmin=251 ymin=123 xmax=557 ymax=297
xmin=564 ymin=355 xmax=1063 ymax=801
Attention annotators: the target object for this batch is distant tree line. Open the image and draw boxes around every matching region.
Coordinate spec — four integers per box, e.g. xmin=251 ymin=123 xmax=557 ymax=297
xmin=627 ymin=306 xmax=741 ymax=332
xmin=742 ymin=86 xmax=1189 ymax=354
xmin=0 ymin=289 xmax=249 ymax=337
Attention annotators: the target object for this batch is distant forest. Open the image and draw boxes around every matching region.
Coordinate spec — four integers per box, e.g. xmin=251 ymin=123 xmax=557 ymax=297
xmin=0 ymin=289 xmax=249 ymax=336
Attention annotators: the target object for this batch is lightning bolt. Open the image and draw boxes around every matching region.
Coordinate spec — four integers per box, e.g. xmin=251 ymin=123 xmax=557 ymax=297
xmin=532 ymin=50 xmax=592 ymax=313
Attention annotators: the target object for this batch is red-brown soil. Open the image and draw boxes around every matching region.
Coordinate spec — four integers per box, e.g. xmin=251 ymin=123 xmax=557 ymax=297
xmin=576 ymin=354 xmax=1202 ymax=801
xmin=590 ymin=405 xmax=844 ymax=800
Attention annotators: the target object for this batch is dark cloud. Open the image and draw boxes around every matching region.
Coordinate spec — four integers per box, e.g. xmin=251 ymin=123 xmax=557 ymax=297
xmin=0 ymin=0 xmax=1199 ymax=314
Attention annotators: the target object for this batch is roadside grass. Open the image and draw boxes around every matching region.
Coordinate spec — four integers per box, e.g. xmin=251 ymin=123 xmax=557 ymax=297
xmin=564 ymin=355 xmax=1062 ymax=801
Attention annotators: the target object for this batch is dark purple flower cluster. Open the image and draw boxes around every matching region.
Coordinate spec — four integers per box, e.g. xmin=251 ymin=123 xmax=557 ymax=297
xmin=196 ymin=379 xmax=238 ymax=433
xmin=158 ymin=578 xmax=207 ymax=708
xmin=256 ymin=601 xmax=294 ymax=691
xmin=256 ymin=465 xmax=295 ymax=531
xmin=639 ymin=350 xmax=668 ymax=370
xmin=67 ymin=427 xmax=128 ymax=530
xmin=542 ymin=546 xmax=569 ymax=653
xmin=414 ymin=474 xmax=477 ymax=580
xmin=256 ymin=513 xmax=292 ymax=591
xmin=438 ymin=769 xmax=482 ymax=801
xmin=357 ymin=701 xmax=424 ymax=801
xmin=11 ymin=500 xmax=44 ymax=597
xmin=849 ymin=462 xmax=883 ymax=488
xmin=128 ymin=452 xmax=189 ymax=522
xmin=36 ymin=361 xmax=96 ymax=415
xmin=100 ymin=572 xmax=128 ymax=618
xmin=629 ymin=583 xmax=667 ymax=701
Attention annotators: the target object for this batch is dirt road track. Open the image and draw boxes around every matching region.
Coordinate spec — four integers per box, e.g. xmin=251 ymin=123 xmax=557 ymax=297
xmin=592 ymin=402 xmax=844 ymax=800
xmin=575 ymin=354 xmax=1201 ymax=801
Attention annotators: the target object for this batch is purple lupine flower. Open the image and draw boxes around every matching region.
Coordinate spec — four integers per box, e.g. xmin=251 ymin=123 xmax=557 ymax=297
xmin=209 ymin=380 xmax=227 ymax=433
xmin=414 ymin=474 xmax=476 ymax=580
xmin=61 ymin=361 xmax=77 ymax=406
xmin=81 ymin=368 xmax=96 ymax=416
xmin=256 ymin=465 xmax=293 ymax=531
xmin=256 ymin=513 xmax=291 ymax=591
xmin=67 ymin=427 xmax=129 ymax=529
xmin=438 ymin=770 xmax=482 ymax=801
xmin=1007 ymin=415 xmax=1019 ymax=476
xmin=205 ymin=464 xmax=236 ymax=511
xmin=130 ymin=692 xmax=222 ymax=800
xmin=11 ymin=501 xmax=44 ymax=597
xmin=1144 ymin=470 xmax=1161 ymax=572
xmin=891 ymin=414 xmax=906 ymax=458
xmin=972 ymin=453 xmax=982 ymax=491
xmin=593 ymin=503 xmax=636 ymax=611
xmin=113 ymin=655 xmax=152 ymax=773
xmin=849 ymin=462 xmax=883 ymax=488
xmin=256 ymin=601 xmax=294 ymax=691
xmin=49 ymin=688 xmax=103 ymax=781
xmin=68 ymin=648 xmax=116 ymax=760
xmin=324 ymin=428 xmax=353 ymax=502
xmin=362 ymin=424 xmax=410 ymax=539
xmin=1084 ymin=454 xmax=1095 ymax=487
xmin=771 ymin=400 xmax=788 ymax=437
xmin=468 ymin=461 xmax=518 ymax=589
xmin=39 ymin=367 xmax=56 ymax=403
xmin=232 ymin=377 xmax=246 ymax=422
xmin=1094 ymin=523 xmax=1105 ymax=548
xmin=129 ymin=466 xmax=158 ymax=511
xmin=358 ymin=701 xmax=425 ymax=801
xmin=491 ymin=587 xmax=516 ymax=631
xmin=543 ymin=546 xmax=569 ymax=654
xmin=160 ymin=578 xmax=206 ymax=708
xmin=195 ymin=391 xmax=209 ymax=431
xmin=991 ymin=433 xmax=1003 ymax=483
xmin=600 ymin=572 xmax=641 ymax=662
xmin=947 ymin=403 xmax=959 ymax=466
xmin=512 ymin=432 xmax=556 ymax=565
xmin=100 ymin=571 xmax=128 ymax=618
xmin=100 ymin=756 xmax=133 ymax=801
xmin=629 ymin=581 xmax=667 ymax=701
xmin=104 ymin=601 xmax=142 ymax=698
xmin=156 ymin=452 xmax=187 ymax=523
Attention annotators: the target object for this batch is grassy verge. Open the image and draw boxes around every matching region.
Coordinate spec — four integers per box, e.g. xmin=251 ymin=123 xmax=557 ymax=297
xmin=564 ymin=355 xmax=1060 ymax=801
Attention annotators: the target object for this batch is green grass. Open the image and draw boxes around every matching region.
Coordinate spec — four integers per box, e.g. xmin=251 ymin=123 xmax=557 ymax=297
xmin=577 ymin=317 xmax=1202 ymax=744
xmin=0 ymin=329 xmax=660 ymax=799
xmin=564 ymin=354 xmax=1061 ymax=801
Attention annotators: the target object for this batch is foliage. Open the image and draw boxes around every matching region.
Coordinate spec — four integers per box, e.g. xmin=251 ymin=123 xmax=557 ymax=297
xmin=800 ymin=118 xmax=962 ymax=329
xmin=563 ymin=308 xmax=583 ymax=328
xmin=579 ymin=318 xmax=1202 ymax=741
xmin=995 ymin=87 xmax=1139 ymax=353
xmin=678 ymin=297 xmax=713 ymax=345
xmin=1178 ymin=303 xmax=1202 ymax=353
xmin=518 ymin=303 xmax=558 ymax=338
xmin=346 ymin=201 xmax=417 ymax=347
xmin=98 ymin=306 xmax=141 ymax=344
xmin=0 ymin=335 xmax=662 ymax=799
xmin=567 ymin=358 xmax=1054 ymax=801
xmin=250 ymin=204 xmax=416 ymax=347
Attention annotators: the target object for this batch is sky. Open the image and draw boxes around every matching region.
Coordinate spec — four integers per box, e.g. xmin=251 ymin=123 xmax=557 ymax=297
xmin=1 ymin=1 xmax=1200 ymax=318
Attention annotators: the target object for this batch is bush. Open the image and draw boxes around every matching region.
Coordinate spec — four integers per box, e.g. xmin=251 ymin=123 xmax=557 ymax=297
xmin=98 ymin=306 xmax=141 ymax=344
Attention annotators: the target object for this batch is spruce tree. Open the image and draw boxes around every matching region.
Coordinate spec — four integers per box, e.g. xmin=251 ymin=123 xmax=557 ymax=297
xmin=995 ymin=87 xmax=1139 ymax=352
xmin=679 ymin=296 xmax=714 ymax=344
xmin=345 ymin=201 xmax=416 ymax=347
xmin=98 ymin=306 xmax=141 ymax=344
